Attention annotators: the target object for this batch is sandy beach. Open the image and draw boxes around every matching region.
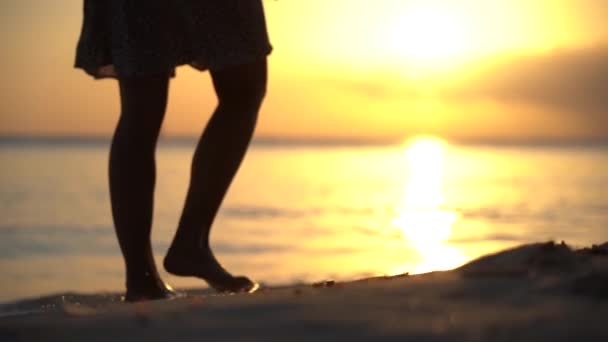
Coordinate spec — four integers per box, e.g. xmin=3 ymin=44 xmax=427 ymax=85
xmin=1 ymin=241 xmax=607 ymax=341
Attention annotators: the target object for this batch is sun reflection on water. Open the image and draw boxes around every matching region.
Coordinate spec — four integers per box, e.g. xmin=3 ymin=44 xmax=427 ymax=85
xmin=392 ymin=136 xmax=466 ymax=274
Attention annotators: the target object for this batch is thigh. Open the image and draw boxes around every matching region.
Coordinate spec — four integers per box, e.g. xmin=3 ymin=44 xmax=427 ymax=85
xmin=118 ymin=74 xmax=171 ymax=120
xmin=209 ymin=59 xmax=267 ymax=106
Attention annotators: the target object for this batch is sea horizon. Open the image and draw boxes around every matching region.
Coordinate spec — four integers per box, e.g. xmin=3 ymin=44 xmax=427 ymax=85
xmin=1 ymin=134 xmax=608 ymax=149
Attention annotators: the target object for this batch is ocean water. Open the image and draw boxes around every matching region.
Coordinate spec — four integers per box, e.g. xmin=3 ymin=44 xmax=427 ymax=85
xmin=1 ymin=138 xmax=607 ymax=303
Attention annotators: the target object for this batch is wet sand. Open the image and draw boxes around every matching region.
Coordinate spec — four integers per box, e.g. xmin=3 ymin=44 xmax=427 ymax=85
xmin=1 ymin=241 xmax=607 ymax=341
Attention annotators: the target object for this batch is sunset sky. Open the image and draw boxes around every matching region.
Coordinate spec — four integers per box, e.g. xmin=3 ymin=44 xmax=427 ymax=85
xmin=1 ymin=0 xmax=607 ymax=142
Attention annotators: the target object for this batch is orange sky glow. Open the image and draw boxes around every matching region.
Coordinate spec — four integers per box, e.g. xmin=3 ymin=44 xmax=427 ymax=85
xmin=1 ymin=0 xmax=607 ymax=142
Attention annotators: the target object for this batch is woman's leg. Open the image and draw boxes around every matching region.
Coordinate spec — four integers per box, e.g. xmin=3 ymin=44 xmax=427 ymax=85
xmin=111 ymin=73 xmax=175 ymax=301
xmin=164 ymin=59 xmax=267 ymax=292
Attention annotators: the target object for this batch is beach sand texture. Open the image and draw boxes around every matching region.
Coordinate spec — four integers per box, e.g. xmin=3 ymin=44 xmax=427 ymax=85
xmin=1 ymin=241 xmax=607 ymax=341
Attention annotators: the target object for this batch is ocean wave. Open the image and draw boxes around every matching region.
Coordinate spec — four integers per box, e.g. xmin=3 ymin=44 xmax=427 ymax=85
xmin=0 ymin=224 xmax=117 ymax=259
xmin=221 ymin=206 xmax=375 ymax=219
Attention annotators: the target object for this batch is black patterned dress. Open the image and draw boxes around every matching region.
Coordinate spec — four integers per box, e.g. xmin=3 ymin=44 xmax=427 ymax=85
xmin=75 ymin=0 xmax=272 ymax=79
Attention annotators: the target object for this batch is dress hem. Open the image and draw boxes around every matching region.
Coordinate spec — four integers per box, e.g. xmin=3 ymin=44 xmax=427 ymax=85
xmin=74 ymin=47 xmax=272 ymax=80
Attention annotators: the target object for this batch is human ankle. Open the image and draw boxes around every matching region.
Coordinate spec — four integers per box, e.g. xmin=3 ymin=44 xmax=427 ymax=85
xmin=126 ymin=269 xmax=162 ymax=291
xmin=166 ymin=238 xmax=201 ymax=256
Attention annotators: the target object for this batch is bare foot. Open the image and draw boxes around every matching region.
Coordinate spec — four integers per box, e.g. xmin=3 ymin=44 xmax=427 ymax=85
xmin=164 ymin=248 xmax=258 ymax=293
xmin=125 ymin=274 xmax=181 ymax=302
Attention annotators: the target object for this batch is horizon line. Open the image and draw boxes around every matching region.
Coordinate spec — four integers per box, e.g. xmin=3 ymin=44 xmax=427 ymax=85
xmin=1 ymin=134 xmax=607 ymax=148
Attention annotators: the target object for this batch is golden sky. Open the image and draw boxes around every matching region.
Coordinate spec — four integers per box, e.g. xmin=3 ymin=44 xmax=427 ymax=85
xmin=1 ymin=0 xmax=607 ymax=142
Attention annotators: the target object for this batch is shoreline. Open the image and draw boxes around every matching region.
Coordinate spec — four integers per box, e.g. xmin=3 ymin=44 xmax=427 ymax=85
xmin=1 ymin=241 xmax=607 ymax=340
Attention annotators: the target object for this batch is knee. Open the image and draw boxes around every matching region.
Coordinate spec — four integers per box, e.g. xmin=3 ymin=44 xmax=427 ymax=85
xmin=215 ymin=85 xmax=266 ymax=127
xmin=118 ymin=107 xmax=165 ymax=140
xmin=217 ymin=81 xmax=266 ymax=114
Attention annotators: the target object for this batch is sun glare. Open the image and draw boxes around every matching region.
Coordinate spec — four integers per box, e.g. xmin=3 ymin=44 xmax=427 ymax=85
xmin=386 ymin=5 xmax=473 ymax=69
xmin=392 ymin=136 xmax=466 ymax=273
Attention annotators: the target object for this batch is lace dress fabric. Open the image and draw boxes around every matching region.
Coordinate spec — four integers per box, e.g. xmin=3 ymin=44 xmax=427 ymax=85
xmin=75 ymin=0 xmax=272 ymax=79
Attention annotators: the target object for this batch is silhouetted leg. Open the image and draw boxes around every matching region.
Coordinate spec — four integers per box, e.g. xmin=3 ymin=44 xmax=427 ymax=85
xmin=164 ymin=59 xmax=267 ymax=292
xmin=111 ymin=73 xmax=176 ymax=301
